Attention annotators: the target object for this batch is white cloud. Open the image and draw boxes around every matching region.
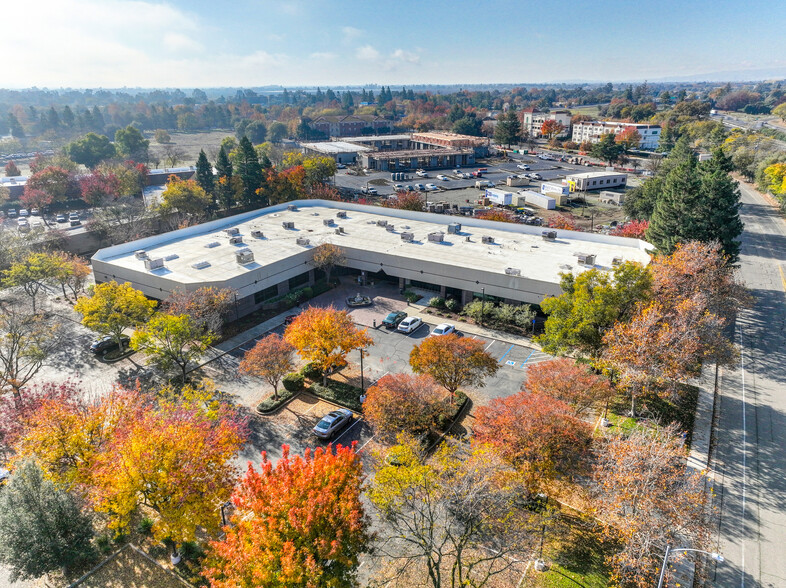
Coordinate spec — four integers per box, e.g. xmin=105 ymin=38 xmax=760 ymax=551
xmin=390 ymin=49 xmax=421 ymax=65
xmin=309 ymin=52 xmax=337 ymax=60
xmin=163 ymin=33 xmax=204 ymax=54
xmin=356 ymin=45 xmax=381 ymax=61
xmin=342 ymin=26 xmax=363 ymax=43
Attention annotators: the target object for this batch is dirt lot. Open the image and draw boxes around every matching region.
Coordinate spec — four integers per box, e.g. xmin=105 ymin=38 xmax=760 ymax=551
xmin=149 ymin=130 xmax=232 ymax=167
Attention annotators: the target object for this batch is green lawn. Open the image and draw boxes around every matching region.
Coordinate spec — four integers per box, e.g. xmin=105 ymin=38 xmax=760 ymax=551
xmin=569 ymin=105 xmax=602 ymax=118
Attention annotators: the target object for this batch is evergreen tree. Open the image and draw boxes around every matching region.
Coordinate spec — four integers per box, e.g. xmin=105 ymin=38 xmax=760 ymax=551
xmin=236 ymin=136 xmax=265 ymax=206
xmin=494 ymin=110 xmax=521 ymax=147
xmin=46 ymin=107 xmax=60 ymax=130
xmin=589 ymin=133 xmax=623 ymax=164
xmin=7 ymin=113 xmax=24 ymax=138
xmin=342 ymin=91 xmax=355 ymax=109
xmin=695 ymin=149 xmax=743 ymax=261
xmin=195 ymin=149 xmax=214 ymax=196
xmin=646 ymin=158 xmax=703 ymax=255
xmin=61 ymin=106 xmax=75 ymax=128
xmin=91 ymin=105 xmax=105 ymax=132
xmin=215 ymin=145 xmax=234 ymax=210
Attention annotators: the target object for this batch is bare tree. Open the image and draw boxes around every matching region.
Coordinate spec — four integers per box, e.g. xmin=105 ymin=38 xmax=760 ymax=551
xmin=85 ymin=197 xmax=155 ymax=246
xmin=162 ymin=144 xmax=188 ymax=168
xmin=645 ymin=153 xmax=664 ymax=174
xmin=0 ymin=299 xmax=63 ymax=406
xmin=161 ymin=287 xmax=235 ymax=336
xmin=310 ymin=243 xmax=346 ymax=285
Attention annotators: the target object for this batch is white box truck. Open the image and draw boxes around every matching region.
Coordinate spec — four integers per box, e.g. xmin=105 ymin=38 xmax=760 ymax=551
xmin=485 ymin=188 xmax=514 ymax=206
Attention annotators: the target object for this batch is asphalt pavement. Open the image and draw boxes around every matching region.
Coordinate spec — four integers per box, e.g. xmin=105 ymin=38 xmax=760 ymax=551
xmin=712 ymin=181 xmax=786 ymax=587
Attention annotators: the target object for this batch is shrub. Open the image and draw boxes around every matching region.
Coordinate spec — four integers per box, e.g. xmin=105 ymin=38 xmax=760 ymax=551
xmin=257 ymin=387 xmax=297 ymax=413
xmin=282 ymin=372 xmax=305 ymax=392
xmin=97 ymin=534 xmax=112 ymax=555
xmin=300 ymin=361 xmax=323 ymax=380
xmin=138 ymin=517 xmax=154 ymax=536
xmin=429 ymin=296 xmax=446 ymax=309
xmin=445 ymin=298 xmax=460 ymax=312
xmin=310 ymin=380 xmax=363 ymax=412
xmin=301 ymin=286 xmax=314 ymax=300
xmin=179 ymin=541 xmax=204 ymax=561
xmin=403 ymin=290 xmax=421 ymax=303
xmin=435 ymin=390 xmax=469 ymax=430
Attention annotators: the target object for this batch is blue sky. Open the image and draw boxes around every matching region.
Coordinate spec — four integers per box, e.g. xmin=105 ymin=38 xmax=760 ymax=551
xmin=4 ymin=0 xmax=786 ymax=88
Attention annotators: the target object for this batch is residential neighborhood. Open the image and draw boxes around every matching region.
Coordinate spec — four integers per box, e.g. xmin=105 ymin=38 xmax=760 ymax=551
xmin=0 ymin=2 xmax=784 ymax=587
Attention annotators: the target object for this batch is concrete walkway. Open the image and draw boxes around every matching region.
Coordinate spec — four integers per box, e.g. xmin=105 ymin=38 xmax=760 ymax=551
xmin=687 ymin=362 xmax=718 ymax=473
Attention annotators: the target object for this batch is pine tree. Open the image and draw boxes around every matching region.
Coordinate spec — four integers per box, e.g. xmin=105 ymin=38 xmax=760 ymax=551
xmin=61 ymin=106 xmax=75 ymax=128
xmin=645 ymin=158 xmax=703 ymax=255
xmin=236 ymin=136 xmax=265 ymax=207
xmin=494 ymin=110 xmax=521 ymax=147
xmin=215 ymin=146 xmax=234 ymax=210
xmin=695 ymin=149 xmax=743 ymax=261
xmin=195 ymin=150 xmax=214 ymax=196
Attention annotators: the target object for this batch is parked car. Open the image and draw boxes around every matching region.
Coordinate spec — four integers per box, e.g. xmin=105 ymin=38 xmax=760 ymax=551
xmin=393 ymin=183 xmax=404 ymax=190
xmin=415 ymin=170 xmax=428 ymax=178
xmin=30 ymin=208 xmax=40 ymax=216
xmin=17 ymin=219 xmax=29 ymax=231
xmin=397 ymin=316 xmax=423 ymax=334
xmin=405 ymin=185 xmax=415 ymax=191
xmin=313 ymin=409 xmax=353 ymax=440
xmin=517 ymin=164 xmax=530 ymax=170
xmin=336 ymin=163 xmax=346 ymax=169
xmin=69 ymin=212 xmax=80 ymax=221
xmin=429 ymin=323 xmax=455 ymax=337
xmin=527 ymin=173 xmax=542 ymax=180
xmin=7 ymin=209 xmax=16 ymax=218
xmin=425 ymin=183 xmax=438 ymax=191
xmin=436 ymin=174 xmax=449 ymax=181
xmin=89 ymin=335 xmax=131 ymax=355
xmin=414 ymin=183 xmax=426 ymax=191
xmin=360 ymin=186 xmax=378 ymax=195
xmin=382 ymin=310 xmax=407 ymax=329
xmin=56 ymin=214 xmax=67 ymax=223
xmin=18 ymin=209 xmax=28 ymax=217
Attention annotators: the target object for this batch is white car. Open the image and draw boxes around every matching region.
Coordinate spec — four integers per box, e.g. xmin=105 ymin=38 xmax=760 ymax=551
xmin=425 ymin=183 xmax=438 ymax=191
xmin=517 ymin=164 xmax=530 ymax=170
xmin=393 ymin=183 xmax=404 ymax=190
xmin=397 ymin=316 xmax=423 ymax=334
xmin=18 ymin=209 xmax=29 ymax=217
xmin=436 ymin=174 xmax=449 ymax=181
xmin=416 ymin=170 xmax=428 ymax=178
xmin=430 ymin=323 xmax=455 ymax=337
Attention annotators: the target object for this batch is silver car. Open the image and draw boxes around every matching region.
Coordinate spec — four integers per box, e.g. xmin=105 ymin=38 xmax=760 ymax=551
xmin=313 ymin=409 xmax=353 ymax=440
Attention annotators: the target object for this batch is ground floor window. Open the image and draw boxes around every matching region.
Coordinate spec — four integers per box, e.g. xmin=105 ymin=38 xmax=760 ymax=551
xmin=408 ymin=279 xmax=441 ymax=292
xmin=254 ymin=284 xmax=278 ymax=305
xmin=288 ymin=271 xmax=310 ymax=290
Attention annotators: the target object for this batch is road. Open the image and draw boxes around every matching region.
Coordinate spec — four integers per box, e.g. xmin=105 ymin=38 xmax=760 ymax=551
xmin=712 ymin=181 xmax=786 ymax=587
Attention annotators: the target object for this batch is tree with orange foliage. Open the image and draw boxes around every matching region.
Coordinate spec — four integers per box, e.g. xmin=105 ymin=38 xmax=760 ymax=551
xmin=540 ymin=119 xmax=565 ymax=140
xmin=615 ymin=126 xmax=642 ymax=152
xmin=474 ymin=391 xmax=592 ymax=492
xmin=593 ymin=425 xmax=710 ymax=588
xmin=547 ymin=214 xmax=581 ymax=231
xmin=309 ymin=243 xmax=346 ymax=286
xmin=285 ymin=306 xmax=373 ymax=385
xmin=381 ymin=191 xmax=425 ymax=211
xmin=610 ymin=219 xmax=649 ymax=239
xmin=525 ymin=358 xmax=613 ymax=417
xmin=409 ymin=334 xmax=498 ymax=402
xmin=203 ymin=444 xmax=370 ymax=588
xmin=238 ymin=334 xmax=295 ymax=400
xmin=364 ymin=373 xmax=446 ymax=440
xmin=473 ymin=208 xmax=520 ymax=223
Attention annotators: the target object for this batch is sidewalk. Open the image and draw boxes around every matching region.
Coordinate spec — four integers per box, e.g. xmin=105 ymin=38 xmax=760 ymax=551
xmin=687 ymin=362 xmax=717 ymax=473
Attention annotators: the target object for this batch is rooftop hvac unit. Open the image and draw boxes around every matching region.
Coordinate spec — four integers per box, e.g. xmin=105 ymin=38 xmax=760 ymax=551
xmin=447 ymin=222 xmax=462 ymax=234
xmin=144 ymin=258 xmax=165 ymax=271
xmin=287 ymin=204 xmax=298 ymax=211
xmin=282 ymin=221 xmax=295 ymax=229
xmin=386 ymin=224 xmax=395 ymax=232
xmin=229 ymin=235 xmax=243 ymax=245
xmin=335 ymin=227 xmax=344 ymax=235
xmin=296 ymin=237 xmax=310 ymax=246
xmin=542 ymin=230 xmax=557 ymax=241
xmin=612 ymin=256 xmax=623 ymax=266
xmin=164 ymin=254 xmax=179 ymax=261
xmin=577 ymin=253 xmax=596 ymax=266
xmin=205 ymin=241 xmax=220 ymax=248
xmin=224 ymin=227 xmax=239 ymax=236
xmin=323 ymin=218 xmax=335 ymax=226
xmin=376 ymin=220 xmax=388 ymax=227
xmin=235 ymin=249 xmax=254 ymax=265
xmin=401 ymin=232 xmax=414 ymax=242
xmin=427 ymin=232 xmax=444 ymax=243
xmin=192 ymin=261 xmax=210 ymax=270
xmin=336 ymin=211 xmax=347 ymax=219
xmin=134 ymin=250 xmax=148 ymax=260
xmin=251 ymin=230 xmax=264 ymax=239
xmin=482 ymin=235 xmax=494 ymax=244
xmin=505 ymin=267 xmax=521 ymax=276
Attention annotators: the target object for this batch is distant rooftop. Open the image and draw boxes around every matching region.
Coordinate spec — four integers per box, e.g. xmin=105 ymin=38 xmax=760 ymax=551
xmin=301 ymin=141 xmax=372 ymax=154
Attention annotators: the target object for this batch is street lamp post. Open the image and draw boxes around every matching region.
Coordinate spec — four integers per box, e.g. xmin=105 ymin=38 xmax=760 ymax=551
xmin=480 ymin=287 xmax=485 ymax=327
xmin=657 ymin=546 xmax=724 ymax=588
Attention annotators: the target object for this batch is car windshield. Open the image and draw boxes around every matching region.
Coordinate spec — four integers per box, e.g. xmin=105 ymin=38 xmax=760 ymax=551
xmin=316 ymin=419 xmax=331 ymax=430
xmin=433 ymin=328 xmax=444 ymax=334
xmin=385 ymin=313 xmax=397 ymax=320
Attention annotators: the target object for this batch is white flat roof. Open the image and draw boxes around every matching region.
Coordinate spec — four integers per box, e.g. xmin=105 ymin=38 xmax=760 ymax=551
xmin=566 ymin=171 xmax=627 ymax=180
xmin=94 ymin=201 xmax=651 ymax=294
xmin=341 ymin=134 xmax=412 ymax=142
xmin=301 ymin=142 xmax=372 ymax=154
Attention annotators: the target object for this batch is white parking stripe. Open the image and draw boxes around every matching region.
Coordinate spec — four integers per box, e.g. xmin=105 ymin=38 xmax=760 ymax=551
xmin=333 ymin=418 xmax=362 ymax=445
xmin=484 ymin=340 xmax=495 ymax=351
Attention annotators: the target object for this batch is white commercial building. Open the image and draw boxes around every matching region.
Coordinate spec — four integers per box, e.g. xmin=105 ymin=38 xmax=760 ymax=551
xmin=91 ymin=200 xmax=652 ymax=317
xmin=520 ymin=108 xmax=572 ymax=138
xmin=300 ymin=141 xmax=372 ymax=164
xmin=572 ymin=121 xmax=661 ymax=149
xmin=566 ymin=171 xmax=628 ymax=191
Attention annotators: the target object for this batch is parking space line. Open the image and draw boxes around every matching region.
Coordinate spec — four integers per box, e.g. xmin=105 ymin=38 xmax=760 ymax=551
xmin=484 ymin=340 xmax=495 ymax=351
xmin=497 ymin=345 xmax=514 ymax=364
xmin=357 ymin=433 xmax=377 ymax=453
xmin=333 ymin=418 xmax=363 ymax=445
xmin=520 ymin=349 xmax=535 ymax=366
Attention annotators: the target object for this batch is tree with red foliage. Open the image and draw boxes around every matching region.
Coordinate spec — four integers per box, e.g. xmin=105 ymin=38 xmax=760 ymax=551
xmin=474 ymin=391 xmax=592 ymax=492
xmin=610 ymin=220 xmax=649 ymax=239
xmin=473 ymin=208 xmax=520 ymax=223
xmin=525 ymin=358 xmax=613 ymax=417
xmin=203 ymin=444 xmax=370 ymax=588
xmin=547 ymin=214 xmax=581 ymax=231
xmin=615 ymin=126 xmax=642 ymax=152
xmin=238 ymin=334 xmax=295 ymax=401
xmin=540 ymin=119 xmax=565 ymax=140
xmin=19 ymin=189 xmax=53 ymax=223
xmin=364 ymin=373 xmax=447 ymax=439
xmin=79 ymin=170 xmax=121 ymax=206
xmin=4 ymin=161 xmax=20 ymax=177
xmin=25 ymin=166 xmax=77 ymax=203
xmin=308 ymin=182 xmax=342 ymax=201
xmin=382 ymin=191 xmax=425 ymax=212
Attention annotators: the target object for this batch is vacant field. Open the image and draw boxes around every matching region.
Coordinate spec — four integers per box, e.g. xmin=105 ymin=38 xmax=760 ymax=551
xmin=148 ymin=129 xmax=232 ymax=167
xmin=569 ymin=105 xmax=602 ymax=117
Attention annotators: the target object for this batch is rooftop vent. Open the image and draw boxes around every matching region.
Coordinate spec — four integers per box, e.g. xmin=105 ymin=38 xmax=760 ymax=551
xmin=612 ymin=256 xmax=623 ymax=266
xmin=205 ymin=241 xmax=220 ymax=248
xmin=287 ymin=204 xmax=298 ymax=211
xmin=577 ymin=253 xmax=596 ymax=266
xmin=401 ymin=232 xmax=414 ymax=242
xmin=335 ymin=227 xmax=345 ymax=235
xmin=224 ymin=227 xmax=239 ymax=236
xmin=251 ymin=230 xmax=264 ymax=239
xmin=482 ymin=235 xmax=494 ymax=244
xmin=505 ymin=267 xmax=521 ymax=276
xmin=336 ymin=211 xmax=347 ymax=219
xmin=229 ymin=235 xmax=243 ymax=245
xmin=192 ymin=261 xmax=210 ymax=270
xmin=542 ymin=230 xmax=557 ymax=241
xmin=323 ymin=218 xmax=335 ymax=226
xmin=282 ymin=221 xmax=295 ymax=229
xmin=164 ymin=254 xmax=179 ymax=261
xmin=235 ymin=249 xmax=254 ymax=265
xmin=427 ymin=232 xmax=444 ymax=243
xmin=386 ymin=224 xmax=395 ymax=232
xmin=376 ymin=220 xmax=388 ymax=227
xmin=134 ymin=250 xmax=148 ymax=260
xmin=447 ymin=222 xmax=462 ymax=234
xmin=296 ymin=237 xmax=310 ymax=246
xmin=144 ymin=258 xmax=164 ymax=271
